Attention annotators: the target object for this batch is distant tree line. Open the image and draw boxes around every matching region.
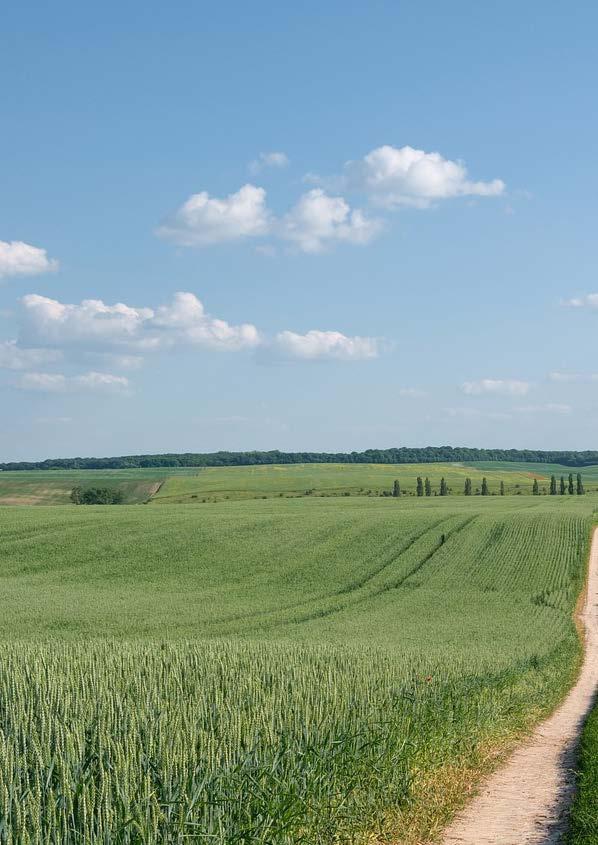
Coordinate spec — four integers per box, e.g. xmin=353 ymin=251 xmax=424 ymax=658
xmin=4 ymin=446 xmax=598 ymax=472
xmin=70 ymin=487 xmax=124 ymax=505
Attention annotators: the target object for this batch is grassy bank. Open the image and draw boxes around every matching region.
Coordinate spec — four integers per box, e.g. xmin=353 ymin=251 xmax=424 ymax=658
xmin=568 ymin=703 xmax=598 ymax=843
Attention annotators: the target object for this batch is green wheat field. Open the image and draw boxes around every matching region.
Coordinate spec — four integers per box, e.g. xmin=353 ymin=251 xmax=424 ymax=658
xmin=0 ymin=464 xmax=595 ymax=842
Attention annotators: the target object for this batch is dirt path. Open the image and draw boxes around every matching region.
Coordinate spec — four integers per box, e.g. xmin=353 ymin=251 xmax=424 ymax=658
xmin=441 ymin=528 xmax=598 ymax=845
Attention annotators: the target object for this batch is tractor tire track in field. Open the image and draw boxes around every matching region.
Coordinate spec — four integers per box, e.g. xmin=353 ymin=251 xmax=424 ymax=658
xmin=257 ymin=515 xmax=478 ymax=632
xmin=441 ymin=527 xmax=598 ymax=845
xmin=207 ymin=516 xmax=451 ymax=626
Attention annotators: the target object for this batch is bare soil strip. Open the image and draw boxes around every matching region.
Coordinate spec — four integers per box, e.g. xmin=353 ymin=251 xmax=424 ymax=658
xmin=441 ymin=528 xmax=598 ymax=845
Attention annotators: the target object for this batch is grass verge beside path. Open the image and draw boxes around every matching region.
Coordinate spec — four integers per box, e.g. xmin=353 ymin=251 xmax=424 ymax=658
xmin=568 ymin=704 xmax=598 ymax=843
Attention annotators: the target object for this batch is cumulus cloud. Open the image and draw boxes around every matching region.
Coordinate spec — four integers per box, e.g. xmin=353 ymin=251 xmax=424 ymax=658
xmin=157 ymin=183 xmax=380 ymax=254
xmin=12 ymin=292 xmax=379 ymax=380
xmin=344 ymin=145 xmax=505 ymax=208
xmin=17 ymin=373 xmax=67 ymax=392
xmin=0 ymin=339 xmax=62 ymax=370
xmin=152 ymin=292 xmax=261 ymax=350
xmin=249 ymin=151 xmax=289 ymax=174
xmin=461 ymin=378 xmax=530 ymax=397
xmin=157 ymin=144 xmax=504 ymax=254
xmin=156 ymin=184 xmax=270 ymax=247
xmin=17 ymin=371 xmax=129 ymax=393
xmin=19 ymin=292 xmax=260 ymax=352
xmin=74 ymin=372 xmax=130 ymax=391
xmin=20 ymin=294 xmax=152 ymax=347
xmin=270 ymin=329 xmax=378 ymax=361
xmin=563 ymin=293 xmax=598 ymax=308
xmin=279 ymin=189 xmax=382 ymax=253
xmin=0 ymin=240 xmax=58 ymax=279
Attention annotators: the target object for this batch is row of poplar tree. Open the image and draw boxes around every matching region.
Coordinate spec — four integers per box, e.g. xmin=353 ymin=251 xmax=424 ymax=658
xmin=389 ymin=473 xmax=585 ymax=497
xmin=546 ymin=473 xmax=585 ymax=495
xmin=391 ymin=477 xmax=465 ymax=497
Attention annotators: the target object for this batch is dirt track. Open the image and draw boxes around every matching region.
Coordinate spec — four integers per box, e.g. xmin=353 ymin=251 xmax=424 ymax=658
xmin=441 ymin=528 xmax=598 ymax=844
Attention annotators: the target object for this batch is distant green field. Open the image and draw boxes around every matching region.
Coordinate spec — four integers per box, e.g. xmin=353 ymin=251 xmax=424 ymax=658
xmin=466 ymin=459 xmax=598 ymax=485
xmin=0 ymin=495 xmax=593 ymax=842
xmin=1 ymin=461 xmax=596 ymax=506
xmin=151 ymin=460 xmax=556 ymax=503
xmin=0 ymin=466 xmax=199 ymax=505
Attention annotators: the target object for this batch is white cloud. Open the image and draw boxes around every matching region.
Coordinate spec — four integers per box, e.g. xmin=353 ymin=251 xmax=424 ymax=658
xmin=0 ymin=340 xmax=62 ymax=370
xmin=0 ymin=240 xmax=58 ymax=279
xmin=344 ymin=145 xmax=505 ymax=208
xmin=280 ymin=189 xmax=382 ymax=253
xmin=156 ymin=184 xmax=270 ymax=247
xmin=563 ymin=294 xmax=598 ymax=308
xmin=17 ymin=371 xmax=129 ymax=393
xmin=271 ymin=329 xmax=378 ymax=361
xmin=20 ymin=294 xmax=152 ymax=347
xmin=549 ymin=371 xmax=598 ymax=383
xmin=17 ymin=373 xmax=68 ymax=392
xmin=461 ymin=379 xmax=530 ymax=397
xmin=157 ymin=144 xmax=503 ymax=254
xmin=19 ymin=292 xmax=260 ymax=352
xmin=399 ymin=387 xmax=428 ymax=398
xmin=14 ymin=293 xmax=379 ymax=376
xmin=74 ymin=372 xmax=130 ymax=391
xmin=152 ymin=292 xmax=261 ymax=350
xmin=249 ymin=151 xmax=289 ymax=174
xmin=157 ymin=183 xmax=380 ymax=254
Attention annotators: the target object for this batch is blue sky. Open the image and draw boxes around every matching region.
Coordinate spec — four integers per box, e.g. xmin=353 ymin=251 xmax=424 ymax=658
xmin=1 ymin=1 xmax=598 ymax=461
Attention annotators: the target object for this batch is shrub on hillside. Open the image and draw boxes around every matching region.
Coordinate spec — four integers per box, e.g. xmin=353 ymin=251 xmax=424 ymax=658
xmin=70 ymin=487 xmax=123 ymax=505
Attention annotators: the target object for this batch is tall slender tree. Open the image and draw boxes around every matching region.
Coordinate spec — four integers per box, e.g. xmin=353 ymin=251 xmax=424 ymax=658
xmin=560 ymin=476 xmax=566 ymax=495
xmin=416 ymin=476 xmax=424 ymax=497
xmin=393 ymin=479 xmax=401 ymax=498
xmin=440 ymin=477 xmax=448 ymax=496
xmin=568 ymin=473 xmax=575 ymax=495
xmin=532 ymin=478 xmax=539 ymax=495
xmin=550 ymin=475 xmax=557 ymax=495
xmin=500 ymin=480 xmax=505 ymax=496
xmin=424 ymin=477 xmax=432 ymax=497
xmin=464 ymin=477 xmax=472 ymax=496
xmin=481 ymin=477 xmax=489 ymax=496
xmin=577 ymin=473 xmax=585 ymax=495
